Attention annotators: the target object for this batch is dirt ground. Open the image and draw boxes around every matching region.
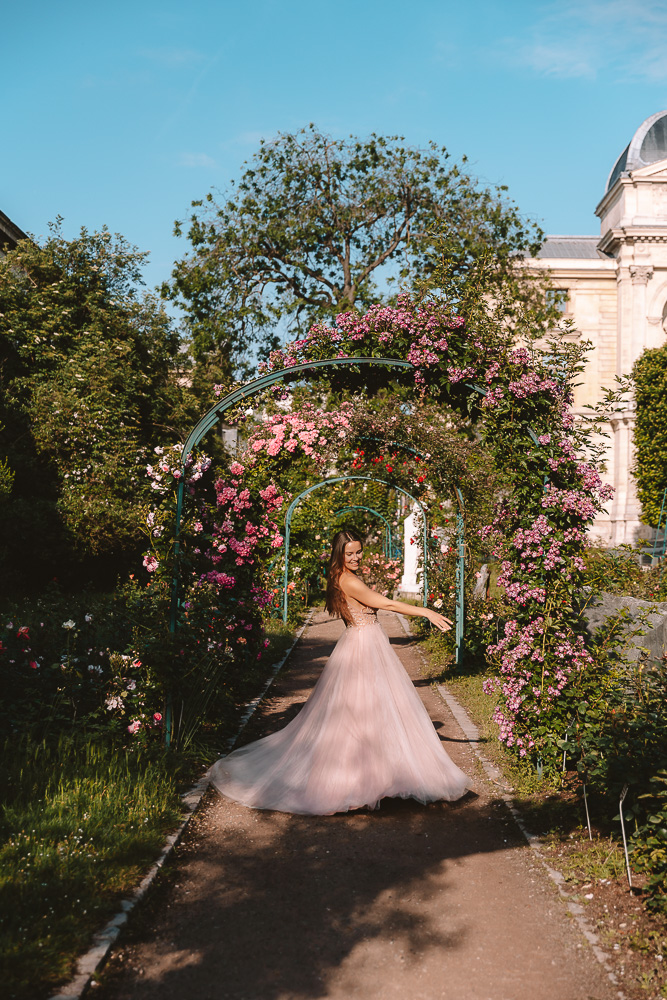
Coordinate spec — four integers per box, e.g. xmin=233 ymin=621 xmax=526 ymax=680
xmin=95 ymin=611 xmax=617 ymax=1000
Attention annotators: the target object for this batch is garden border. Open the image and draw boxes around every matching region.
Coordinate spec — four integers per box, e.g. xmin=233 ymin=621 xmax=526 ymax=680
xmin=47 ymin=610 xmax=315 ymax=1000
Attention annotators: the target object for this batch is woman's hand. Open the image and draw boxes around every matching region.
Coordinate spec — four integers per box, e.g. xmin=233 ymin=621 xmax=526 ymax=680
xmin=425 ymin=608 xmax=453 ymax=632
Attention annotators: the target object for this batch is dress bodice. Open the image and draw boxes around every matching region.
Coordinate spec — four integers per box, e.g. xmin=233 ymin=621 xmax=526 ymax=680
xmin=344 ymin=598 xmax=379 ymax=629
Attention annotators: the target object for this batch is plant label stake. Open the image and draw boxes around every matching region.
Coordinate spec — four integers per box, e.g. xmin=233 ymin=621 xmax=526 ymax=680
xmin=562 ymin=715 xmax=577 ymax=773
xmin=619 ymin=784 xmax=633 ymax=889
xmin=582 ymin=782 xmax=593 ymax=840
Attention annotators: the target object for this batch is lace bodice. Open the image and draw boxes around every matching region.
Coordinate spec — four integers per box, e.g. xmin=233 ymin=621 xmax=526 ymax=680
xmin=345 ymin=600 xmax=379 ymax=629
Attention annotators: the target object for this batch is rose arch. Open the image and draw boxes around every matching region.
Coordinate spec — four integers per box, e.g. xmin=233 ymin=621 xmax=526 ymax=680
xmin=160 ymin=295 xmax=611 ymax=760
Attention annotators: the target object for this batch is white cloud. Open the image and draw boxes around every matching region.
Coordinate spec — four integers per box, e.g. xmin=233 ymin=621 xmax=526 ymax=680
xmin=178 ymin=152 xmax=217 ymax=168
xmin=499 ymin=0 xmax=667 ymax=81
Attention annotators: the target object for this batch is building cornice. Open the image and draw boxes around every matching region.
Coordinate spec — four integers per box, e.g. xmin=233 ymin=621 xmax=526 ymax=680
xmin=599 ymin=226 xmax=667 ymax=254
xmin=596 ymin=177 xmax=626 ymax=219
xmin=0 ymin=210 xmax=28 ymax=252
xmin=526 ymin=257 xmax=617 ymax=278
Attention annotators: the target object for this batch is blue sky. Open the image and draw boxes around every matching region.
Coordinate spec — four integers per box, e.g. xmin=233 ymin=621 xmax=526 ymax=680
xmin=4 ymin=0 xmax=667 ymax=296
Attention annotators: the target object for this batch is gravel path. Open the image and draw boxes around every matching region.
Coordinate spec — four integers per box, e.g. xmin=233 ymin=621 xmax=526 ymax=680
xmin=96 ymin=611 xmax=616 ymax=1000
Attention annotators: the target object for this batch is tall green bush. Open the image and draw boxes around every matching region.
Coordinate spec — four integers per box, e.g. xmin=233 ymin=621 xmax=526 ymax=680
xmin=632 ymin=344 xmax=667 ymax=526
xmin=0 ymin=222 xmax=196 ymax=593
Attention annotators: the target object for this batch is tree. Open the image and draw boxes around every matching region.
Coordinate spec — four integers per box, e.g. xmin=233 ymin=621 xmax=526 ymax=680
xmin=166 ymin=125 xmax=546 ymax=376
xmin=632 ymin=345 xmax=667 ymax=526
xmin=0 ymin=221 xmax=196 ymax=593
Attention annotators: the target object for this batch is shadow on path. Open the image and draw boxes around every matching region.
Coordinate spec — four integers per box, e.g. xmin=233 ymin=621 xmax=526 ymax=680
xmin=97 ymin=611 xmax=614 ymax=1000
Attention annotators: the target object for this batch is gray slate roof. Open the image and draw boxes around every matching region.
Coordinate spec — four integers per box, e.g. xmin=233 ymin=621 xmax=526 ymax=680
xmin=536 ymin=235 xmax=609 ymax=260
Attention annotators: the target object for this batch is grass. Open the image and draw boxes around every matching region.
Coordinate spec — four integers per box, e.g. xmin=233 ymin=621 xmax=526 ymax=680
xmin=0 ymin=612 xmax=305 ymax=1000
xmin=554 ymin=836 xmax=629 ymax=883
xmin=0 ymin=737 xmax=184 ymax=1000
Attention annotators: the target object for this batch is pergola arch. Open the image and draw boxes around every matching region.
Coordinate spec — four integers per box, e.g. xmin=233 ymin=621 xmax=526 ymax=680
xmin=281 ymin=475 xmax=466 ymax=665
xmin=332 ymin=505 xmax=395 ymax=557
xmin=171 ymin=357 xmax=414 ymax=629
xmin=282 ymin=475 xmax=429 ymax=620
xmin=157 ymin=300 xmax=604 ymax=757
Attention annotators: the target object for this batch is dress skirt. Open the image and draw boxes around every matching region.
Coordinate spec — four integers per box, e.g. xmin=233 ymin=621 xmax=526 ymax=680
xmin=210 ymin=616 xmax=471 ymax=816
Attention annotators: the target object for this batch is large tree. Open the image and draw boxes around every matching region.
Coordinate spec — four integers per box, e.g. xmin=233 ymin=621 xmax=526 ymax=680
xmin=166 ymin=126 xmax=546 ymax=377
xmin=0 ymin=222 xmax=196 ymax=593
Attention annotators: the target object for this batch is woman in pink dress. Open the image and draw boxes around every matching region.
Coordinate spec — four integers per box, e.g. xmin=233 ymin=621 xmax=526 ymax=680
xmin=210 ymin=530 xmax=471 ymax=815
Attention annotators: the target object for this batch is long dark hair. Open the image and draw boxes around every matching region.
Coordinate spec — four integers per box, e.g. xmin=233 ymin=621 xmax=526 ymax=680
xmin=325 ymin=529 xmax=363 ymax=626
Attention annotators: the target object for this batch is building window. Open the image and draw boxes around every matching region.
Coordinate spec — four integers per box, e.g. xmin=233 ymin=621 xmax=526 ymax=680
xmin=546 ymin=288 xmax=569 ymax=314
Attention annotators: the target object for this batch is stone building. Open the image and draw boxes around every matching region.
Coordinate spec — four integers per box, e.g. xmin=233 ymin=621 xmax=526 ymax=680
xmin=532 ymin=110 xmax=667 ymax=546
xmin=0 ymin=209 xmax=27 ymax=256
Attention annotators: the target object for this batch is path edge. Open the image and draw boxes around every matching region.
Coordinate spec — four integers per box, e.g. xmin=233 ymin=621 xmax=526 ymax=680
xmin=48 ymin=609 xmax=316 ymax=1000
xmin=395 ymin=613 xmax=625 ymax=1000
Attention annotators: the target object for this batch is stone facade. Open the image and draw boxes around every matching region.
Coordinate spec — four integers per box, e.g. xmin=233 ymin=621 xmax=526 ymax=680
xmin=531 ymin=111 xmax=667 ymax=546
xmin=0 ymin=209 xmax=27 ymax=257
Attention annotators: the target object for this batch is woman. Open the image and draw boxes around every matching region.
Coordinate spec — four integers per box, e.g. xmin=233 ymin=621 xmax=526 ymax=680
xmin=210 ymin=529 xmax=471 ymax=815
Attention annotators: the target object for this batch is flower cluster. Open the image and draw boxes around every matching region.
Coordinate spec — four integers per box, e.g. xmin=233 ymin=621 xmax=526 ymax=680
xmin=247 ymin=403 xmax=353 ymax=464
xmin=257 ymin=295 xmax=465 ymax=386
xmin=477 ymin=375 xmax=614 ymax=752
xmin=145 ymin=444 xmax=212 ymax=497
xmin=196 ymin=476 xmax=285 ymax=590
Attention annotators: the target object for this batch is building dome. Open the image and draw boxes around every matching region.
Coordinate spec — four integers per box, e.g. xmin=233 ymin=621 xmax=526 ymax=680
xmin=606 ymin=111 xmax=667 ymax=192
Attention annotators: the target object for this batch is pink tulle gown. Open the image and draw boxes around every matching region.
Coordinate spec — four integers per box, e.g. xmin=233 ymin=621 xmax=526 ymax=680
xmin=210 ymin=601 xmax=472 ymax=815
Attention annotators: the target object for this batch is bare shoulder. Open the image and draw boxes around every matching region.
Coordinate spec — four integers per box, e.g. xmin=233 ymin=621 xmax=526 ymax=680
xmin=339 ymin=572 xmax=385 ymax=608
xmin=338 ymin=571 xmax=359 ymax=596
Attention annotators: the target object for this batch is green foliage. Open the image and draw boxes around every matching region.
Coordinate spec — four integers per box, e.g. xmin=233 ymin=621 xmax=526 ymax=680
xmin=634 ymin=769 xmax=667 ymax=913
xmin=0 ymin=221 xmax=196 ymax=594
xmin=0 ymin=735 xmax=184 ymax=999
xmin=166 ymin=125 xmax=545 ymax=376
xmin=583 ymin=543 xmax=667 ymax=601
xmin=632 ymin=344 xmax=667 ymax=526
xmin=583 ymin=544 xmax=646 ymax=594
xmin=0 ymin=451 xmax=14 ymax=503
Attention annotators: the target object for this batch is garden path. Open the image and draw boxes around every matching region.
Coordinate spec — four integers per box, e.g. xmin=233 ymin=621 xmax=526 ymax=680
xmin=97 ymin=611 xmax=615 ymax=1000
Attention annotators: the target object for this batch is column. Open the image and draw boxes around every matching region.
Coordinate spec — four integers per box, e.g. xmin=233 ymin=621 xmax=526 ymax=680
xmin=629 ymin=265 xmax=653 ymax=355
xmin=609 ymin=400 xmax=643 ymax=545
xmin=398 ymin=504 xmax=422 ymax=598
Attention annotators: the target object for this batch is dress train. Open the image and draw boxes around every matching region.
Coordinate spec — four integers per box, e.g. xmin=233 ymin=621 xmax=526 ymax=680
xmin=210 ymin=606 xmax=471 ymax=815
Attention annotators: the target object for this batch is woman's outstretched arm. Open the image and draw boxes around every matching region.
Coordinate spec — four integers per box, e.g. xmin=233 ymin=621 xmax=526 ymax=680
xmin=339 ymin=572 xmax=453 ymax=632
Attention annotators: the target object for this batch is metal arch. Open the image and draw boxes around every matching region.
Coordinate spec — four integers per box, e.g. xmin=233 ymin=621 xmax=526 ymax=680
xmin=282 ymin=474 xmax=429 ymax=618
xmin=351 ymin=436 xmax=467 ymax=658
xmin=332 ymin=505 xmax=394 ymax=556
xmin=170 ymin=357 xmax=414 ymax=633
xmin=166 ymin=359 xmax=547 ymax=745
xmin=454 ymin=488 xmax=466 ymax=666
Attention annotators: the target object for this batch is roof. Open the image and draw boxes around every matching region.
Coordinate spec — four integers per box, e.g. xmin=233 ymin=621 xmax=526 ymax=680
xmin=536 ymin=236 xmax=609 ymax=260
xmin=0 ymin=209 xmax=28 ymax=252
xmin=606 ymin=110 xmax=667 ymax=192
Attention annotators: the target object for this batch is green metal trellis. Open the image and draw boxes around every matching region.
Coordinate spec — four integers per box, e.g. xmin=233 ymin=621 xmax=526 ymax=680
xmin=454 ymin=487 xmax=466 ymax=665
xmin=170 ymin=357 xmax=413 ymax=634
xmin=332 ymin=505 xmax=394 ymax=556
xmin=282 ymin=475 xmax=466 ymax=665
xmin=166 ymin=358 xmax=413 ymax=743
xmin=282 ymin=476 xmax=429 ymax=618
xmin=167 ymin=357 xmax=539 ymax=741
